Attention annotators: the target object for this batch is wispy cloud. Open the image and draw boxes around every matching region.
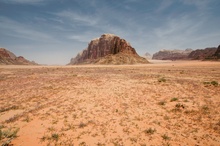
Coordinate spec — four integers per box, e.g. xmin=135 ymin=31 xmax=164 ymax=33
xmin=67 ymin=32 xmax=99 ymax=43
xmin=155 ymin=0 xmax=174 ymax=13
xmin=1 ymin=0 xmax=46 ymax=5
xmin=55 ymin=10 xmax=98 ymax=26
xmin=180 ymin=0 xmax=211 ymax=10
xmin=0 ymin=16 xmax=56 ymax=42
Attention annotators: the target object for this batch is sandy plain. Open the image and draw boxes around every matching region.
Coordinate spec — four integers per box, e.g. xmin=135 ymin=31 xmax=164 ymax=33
xmin=0 ymin=61 xmax=220 ymax=146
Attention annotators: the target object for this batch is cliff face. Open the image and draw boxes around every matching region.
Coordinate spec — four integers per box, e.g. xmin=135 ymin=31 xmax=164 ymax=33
xmin=69 ymin=34 xmax=148 ymax=65
xmin=0 ymin=48 xmax=37 ymax=65
xmin=152 ymin=49 xmax=193 ymax=60
xmin=212 ymin=45 xmax=220 ymax=59
xmin=188 ymin=47 xmax=217 ymax=60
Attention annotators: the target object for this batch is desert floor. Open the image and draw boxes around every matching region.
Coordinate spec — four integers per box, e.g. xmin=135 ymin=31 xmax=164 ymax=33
xmin=0 ymin=61 xmax=220 ymax=146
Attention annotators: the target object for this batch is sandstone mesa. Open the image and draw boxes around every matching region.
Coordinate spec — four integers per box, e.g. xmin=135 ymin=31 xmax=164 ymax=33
xmin=69 ymin=34 xmax=149 ymax=65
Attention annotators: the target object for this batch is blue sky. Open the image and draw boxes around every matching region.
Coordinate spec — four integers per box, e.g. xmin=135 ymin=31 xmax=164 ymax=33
xmin=0 ymin=0 xmax=220 ymax=65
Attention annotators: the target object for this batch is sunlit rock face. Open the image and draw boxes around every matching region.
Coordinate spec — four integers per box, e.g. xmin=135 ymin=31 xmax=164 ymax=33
xmin=0 ymin=48 xmax=37 ymax=65
xmin=69 ymin=34 xmax=149 ymax=65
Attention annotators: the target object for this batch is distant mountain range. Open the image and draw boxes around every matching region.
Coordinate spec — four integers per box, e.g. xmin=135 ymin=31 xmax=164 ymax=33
xmin=1 ymin=36 xmax=219 ymax=66
xmin=0 ymin=48 xmax=37 ymax=65
xmin=152 ymin=45 xmax=220 ymax=60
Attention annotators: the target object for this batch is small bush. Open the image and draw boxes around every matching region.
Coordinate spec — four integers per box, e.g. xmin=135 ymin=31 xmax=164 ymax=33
xmin=51 ymin=133 xmax=59 ymax=141
xmin=171 ymin=103 xmax=185 ymax=112
xmin=175 ymin=103 xmax=185 ymax=109
xmin=0 ymin=129 xmax=2 ymax=140
xmin=144 ymin=128 xmax=156 ymax=135
xmin=0 ymin=127 xmax=19 ymax=140
xmin=201 ymin=105 xmax=210 ymax=114
xmin=170 ymin=97 xmax=178 ymax=102
xmin=161 ymin=134 xmax=171 ymax=141
xmin=158 ymin=101 xmax=166 ymax=106
xmin=203 ymin=81 xmax=218 ymax=87
xmin=211 ymin=81 xmax=218 ymax=86
xmin=158 ymin=77 xmax=166 ymax=82
xmin=79 ymin=122 xmax=87 ymax=128
xmin=79 ymin=142 xmax=87 ymax=146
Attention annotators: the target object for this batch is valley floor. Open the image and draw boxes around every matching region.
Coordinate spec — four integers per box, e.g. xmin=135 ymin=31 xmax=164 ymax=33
xmin=0 ymin=61 xmax=220 ymax=146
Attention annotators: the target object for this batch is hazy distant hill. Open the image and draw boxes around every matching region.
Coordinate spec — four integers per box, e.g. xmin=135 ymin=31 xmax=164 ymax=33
xmin=143 ymin=52 xmax=152 ymax=60
xmin=0 ymin=48 xmax=37 ymax=65
xmin=152 ymin=45 xmax=220 ymax=61
xmin=152 ymin=49 xmax=193 ymax=60
xmin=188 ymin=47 xmax=217 ymax=60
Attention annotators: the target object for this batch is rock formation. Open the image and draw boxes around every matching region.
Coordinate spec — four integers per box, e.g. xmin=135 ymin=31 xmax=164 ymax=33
xmin=0 ymin=48 xmax=37 ymax=65
xmin=152 ymin=49 xmax=193 ymax=60
xmin=212 ymin=45 xmax=220 ymax=59
xmin=143 ymin=52 xmax=152 ymax=60
xmin=188 ymin=47 xmax=217 ymax=60
xmin=69 ymin=34 xmax=148 ymax=65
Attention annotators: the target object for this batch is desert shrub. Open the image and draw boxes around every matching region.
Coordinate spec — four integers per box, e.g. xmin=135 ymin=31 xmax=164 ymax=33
xmin=203 ymin=81 xmax=218 ymax=87
xmin=158 ymin=101 xmax=166 ymax=106
xmin=40 ymin=135 xmax=47 ymax=142
xmin=79 ymin=142 xmax=87 ymax=146
xmin=201 ymin=105 xmax=210 ymax=114
xmin=79 ymin=122 xmax=87 ymax=128
xmin=158 ymin=77 xmax=166 ymax=82
xmin=51 ymin=133 xmax=59 ymax=141
xmin=180 ymin=71 xmax=184 ymax=74
xmin=161 ymin=134 xmax=171 ymax=140
xmin=170 ymin=97 xmax=178 ymax=102
xmin=175 ymin=103 xmax=185 ymax=109
xmin=0 ymin=129 xmax=2 ymax=140
xmin=144 ymin=128 xmax=156 ymax=135
xmin=2 ymin=128 xmax=19 ymax=139
xmin=211 ymin=81 xmax=218 ymax=86
xmin=97 ymin=142 xmax=106 ymax=146
xmin=171 ymin=103 xmax=185 ymax=112
xmin=202 ymin=105 xmax=209 ymax=111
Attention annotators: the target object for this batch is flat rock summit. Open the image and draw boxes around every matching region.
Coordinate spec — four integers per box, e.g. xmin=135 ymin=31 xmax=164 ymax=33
xmin=69 ymin=34 xmax=148 ymax=65
xmin=0 ymin=48 xmax=37 ymax=65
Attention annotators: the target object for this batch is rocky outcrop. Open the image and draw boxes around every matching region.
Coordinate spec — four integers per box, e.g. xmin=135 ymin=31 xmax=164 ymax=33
xmin=188 ymin=47 xmax=217 ymax=60
xmin=69 ymin=34 xmax=149 ymax=65
xmin=212 ymin=45 xmax=220 ymax=59
xmin=0 ymin=48 xmax=37 ymax=65
xmin=152 ymin=49 xmax=193 ymax=60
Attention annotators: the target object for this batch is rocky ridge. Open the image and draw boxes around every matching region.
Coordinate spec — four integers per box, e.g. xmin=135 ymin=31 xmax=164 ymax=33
xmin=213 ymin=45 xmax=220 ymax=59
xmin=188 ymin=47 xmax=217 ymax=60
xmin=69 ymin=34 xmax=148 ymax=65
xmin=0 ymin=48 xmax=37 ymax=65
xmin=152 ymin=49 xmax=193 ymax=60
xmin=152 ymin=45 xmax=220 ymax=61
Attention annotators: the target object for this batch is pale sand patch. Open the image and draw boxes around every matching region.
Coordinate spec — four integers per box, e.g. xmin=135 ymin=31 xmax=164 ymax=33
xmin=0 ymin=110 xmax=24 ymax=123
xmin=0 ymin=61 xmax=220 ymax=145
